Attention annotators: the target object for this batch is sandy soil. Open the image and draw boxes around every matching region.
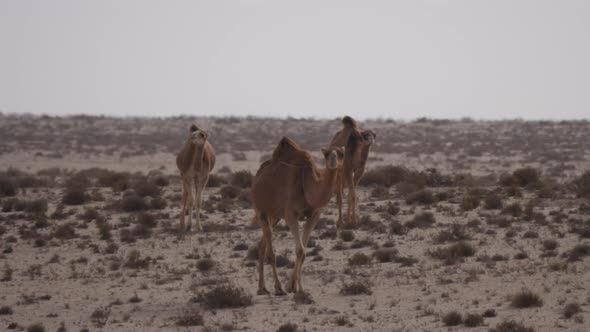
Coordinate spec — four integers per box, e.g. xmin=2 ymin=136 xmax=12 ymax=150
xmin=0 ymin=115 xmax=589 ymax=332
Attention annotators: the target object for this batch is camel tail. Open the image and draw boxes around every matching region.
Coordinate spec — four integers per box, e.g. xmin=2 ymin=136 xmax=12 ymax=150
xmin=342 ymin=116 xmax=357 ymax=128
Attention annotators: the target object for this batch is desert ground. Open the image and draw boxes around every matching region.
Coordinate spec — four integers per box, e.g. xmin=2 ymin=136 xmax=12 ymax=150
xmin=0 ymin=114 xmax=589 ymax=332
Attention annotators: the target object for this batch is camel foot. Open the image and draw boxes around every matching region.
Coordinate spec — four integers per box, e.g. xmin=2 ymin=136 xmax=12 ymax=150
xmin=285 ymin=281 xmax=297 ymax=294
xmin=257 ymin=288 xmax=270 ymax=295
xmin=274 ymin=286 xmax=287 ymax=296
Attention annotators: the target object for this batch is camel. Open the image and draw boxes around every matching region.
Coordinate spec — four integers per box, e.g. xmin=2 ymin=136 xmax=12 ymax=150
xmin=175 ymin=123 xmax=216 ymax=232
xmin=251 ymin=137 xmax=344 ymax=295
xmin=329 ymin=116 xmax=376 ymax=227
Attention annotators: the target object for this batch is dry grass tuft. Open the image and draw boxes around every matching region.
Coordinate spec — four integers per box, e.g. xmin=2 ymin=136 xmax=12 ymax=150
xmin=198 ymin=285 xmax=253 ymax=309
xmin=340 ymin=279 xmax=372 ymax=295
xmin=510 ymin=289 xmax=543 ymax=308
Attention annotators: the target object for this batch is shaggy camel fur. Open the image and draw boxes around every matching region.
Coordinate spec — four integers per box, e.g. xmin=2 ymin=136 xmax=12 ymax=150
xmin=176 ymin=124 xmax=215 ymax=232
xmin=252 ymin=137 xmax=344 ymax=295
xmin=329 ymin=116 xmax=376 ymax=227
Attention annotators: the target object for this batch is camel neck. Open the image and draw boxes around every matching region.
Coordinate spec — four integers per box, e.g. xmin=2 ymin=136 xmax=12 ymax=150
xmin=190 ymin=142 xmax=206 ymax=170
xmin=305 ymin=166 xmax=338 ymax=208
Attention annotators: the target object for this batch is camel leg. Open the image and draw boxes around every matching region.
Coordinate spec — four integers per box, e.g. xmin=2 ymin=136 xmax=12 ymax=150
xmin=285 ymin=213 xmax=305 ymax=293
xmin=349 ymin=182 xmax=357 ymax=225
xmin=257 ymin=233 xmax=269 ymax=295
xmin=336 ymin=173 xmax=344 ymax=228
xmin=260 ymin=216 xmax=285 ymax=296
xmin=179 ymin=178 xmax=187 ymax=231
xmin=302 ymin=211 xmax=322 ymax=247
xmin=194 ymin=174 xmax=208 ymax=232
xmin=345 ymin=171 xmax=355 ymax=226
xmin=185 ymin=178 xmax=194 ymax=232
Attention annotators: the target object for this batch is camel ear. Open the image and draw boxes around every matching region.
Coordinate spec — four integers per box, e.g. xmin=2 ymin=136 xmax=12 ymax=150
xmin=189 ymin=124 xmax=198 ymax=132
xmin=336 ymin=147 xmax=344 ymax=158
xmin=321 ymin=147 xmax=329 ymax=157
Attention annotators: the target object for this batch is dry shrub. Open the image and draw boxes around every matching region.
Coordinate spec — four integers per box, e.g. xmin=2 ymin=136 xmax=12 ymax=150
xmin=62 ymin=189 xmax=89 ymax=205
xmin=359 ymin=165 xmax=407 ymax=187
xmin=133 ymin=179 xmax=161 ymax=197
xmin=486 ymin=215 xmax=512 ymax=228
xmin=90 ymin=306 xmax=110 ymax=327
xmin=442 ymin=311 xmax=462 ymax=326
xmin=97 ymin=171 xmax=130 ymax=191
xmin=567 ymin=243 xmax=590 ymax=261
xmin=428 ymin=242 xmax=475 ymax=265
xmin=513 ymin=167 xmax=540 ymax=187
xmin=198 ymin=285 xmax=253 ymax=308
xmin=119 ymin=228 xmax=136 ymax=243
xmin=124 ymin=250 xmax=150 ymax=269
xmin=26 ymin=323 xmax=46 ymax=332
xmin=574 ymin=170 xmax=590 ymax=198
xmin=175 ymin=308 xmax=204 ymax=327
xmin=150 ymin=196 xmax=167 ymax=210
xmin=542 ymin=239 xmax=558 ymax=251
xmin=433 ymin=224 xmax=468 ymax=243
xmin=340 ymin=230 xmax=355 ymax=242
xmin=340 ymin=279 xmax=372 ymax=295
xmin=230 ymin=170 xmax=253 ymax=189
xmin=563 ymin=302 xmax=581 ymax=319
xmin=484 ymin=193 xmax=503 ymax=210
xmin=277 ymin=322 xmax=298 ymax=332
xmin=489 ymin=320 xmax=534 ymax=332
xmin=460 ymin=195 xmax=479 ymax=211
xmin=80 ymin=207 xmax=99 ymax=222
xmin=463 ymin=313 xmax=483 ymax=327
xmin=293 ymin=291 xmax=314 ymax=305
xmin=405 ymin=189 xmax=434 ymax=205
xmin=220 ymin=185 xmax=240 ymax=199
xmin=373 ymin=248 xmax=398 ymax=263
xmin=502 ymin=202 xmax=522 ymax=217
xmin=0 ymin=305 xmax=13 ymax=315
xmin=348 ymin=252 xmax=371 ymax=266
xmin=370 ymin=186 xmax=389 ymax=199
xmin=197 ymin=258 xmax=216 ymax=272
xmin=52 ymin=223 xmax=78 ymax=240
xmin=0 ymin=174 xmax=18 ymax=197
xmin=206 ymin=174 xmax=227 ymax=188
xmin=120 ymin=194 xmax=148 ymax=212
xmin=406 ymin=212 xmax=436 ymax=229
xmin=510 ymin=289 xmax=543 ymax=308
xmin=388 ymin=219 xmax=407 ymax=235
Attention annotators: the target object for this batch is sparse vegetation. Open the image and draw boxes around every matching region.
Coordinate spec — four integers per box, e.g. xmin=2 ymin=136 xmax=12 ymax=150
xmin=442 ymin=311 xmax=462 ymax=326
xmin=406 ymin=212 xmax=436 ymax=229
xmin=563 ymin=302 xmax=581 ymax=319
xmin=428 ymin=242 xmax=475 ymax=265
xmin=198 ymin=284 xmax=253 ymax=308
xmin=489 ymin=320 xmax=534 ymax=332
xmin=511 ymin=289 xmax=543 ymax=308
xmin=340 ymin=280 xmax=372 ymax=295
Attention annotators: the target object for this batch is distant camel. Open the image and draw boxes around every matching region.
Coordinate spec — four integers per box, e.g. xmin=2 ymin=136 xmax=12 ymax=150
xmin=176 ymin=124 xmax=215 ymax=232
xmin=252 ymin=137 xmax=344 ymax=295
xmin=329 ymin=116 xmax=376 ymax=227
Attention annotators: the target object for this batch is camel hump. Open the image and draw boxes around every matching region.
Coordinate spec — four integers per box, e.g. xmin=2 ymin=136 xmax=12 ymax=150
xmin=272 ymin=136 xmax=304 ymax=162
xmin=256 ymin=159 xmax=272 ymax=177
xmin=342 ymin=116 xmax=357 ymax=128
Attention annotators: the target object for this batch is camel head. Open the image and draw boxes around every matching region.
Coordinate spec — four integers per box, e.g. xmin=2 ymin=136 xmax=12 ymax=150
xmin=320 ymin=147 xmax=344 ymax=170
xmin=188 ymin=124 xmax=208 ymax=145
xmin=361 ymin=129 xmax=376 ymax=146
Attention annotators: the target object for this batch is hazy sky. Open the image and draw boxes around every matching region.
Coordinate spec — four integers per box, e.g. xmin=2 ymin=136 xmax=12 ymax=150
xmin=1 ymin=1 xmax=589 ymax=120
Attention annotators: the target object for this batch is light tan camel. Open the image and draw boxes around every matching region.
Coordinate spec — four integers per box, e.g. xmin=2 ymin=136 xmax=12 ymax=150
xmin=251 ymin=137 xmax=344 ymax=295
xmin=176 ymin=124 xmax=215 ymax=232
xmin=329 ymin=116 xmax=376 ymax=227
